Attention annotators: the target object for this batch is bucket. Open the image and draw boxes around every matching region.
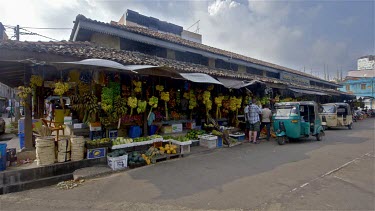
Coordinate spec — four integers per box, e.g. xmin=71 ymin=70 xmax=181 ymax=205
xmin=149 ymin=125 xmax=158 ymax=135
xmin=129 ymin=126 xmax=141 ymax=138
xmin=217 ymin=137 xmax=223 ymax=148
xmin=0 ymin=143 xmax=7 ymax=171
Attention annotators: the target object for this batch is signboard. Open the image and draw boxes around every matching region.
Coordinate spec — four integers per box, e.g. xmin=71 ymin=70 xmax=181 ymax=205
xmin=280 ymin=72 xmax=310 ymax=86
xmin=358 ymin=57 xmax=375 ymax=70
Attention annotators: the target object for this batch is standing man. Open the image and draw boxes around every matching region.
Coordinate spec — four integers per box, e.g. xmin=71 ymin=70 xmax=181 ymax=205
xmin=246 ymin=99 xmax=262 ymax=143
xmin=257 ymin=104 xmax=272 ymax=141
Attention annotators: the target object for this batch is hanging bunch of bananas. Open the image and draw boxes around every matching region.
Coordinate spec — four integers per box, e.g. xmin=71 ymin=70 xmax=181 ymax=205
xmin=148 ymin=96 xmax=159 ymax=108
xmin=78 ymin=82 xmax=90 ymax=95
xmin=259 ymin=96 xmax=270 ymax=105
xmin=101 ymin=87 xmax=114 ymax=112
xmin=235 ymin=97 xmax=243 ymax=119
xmin=156 ymin=85 xmax=164 ymax=92
xmin=83 ymin=93 xmax=99 ymax=123
xmin=132 ymin=80 xmax=142 ymax=93
xmin=137 ymin=100 xmax=147 ymax=114
xmin=215 ymin=96 xmax=225 ymax=119
xmin=69 ymin=70 xmax=80 ymax=83
xmin=203 ymin=91 xmax=212 ymax=116
xmin=114 ymin=95 xmax=127 ymax=117
xmin=229 ymin=97 xmax=238 ymax=112
xmin=17 ymin=86 xmax=32 ymax=106
xmin=183 ymin=92 xmax=190 ymax=100
xmin=127 ymin=96 xmax=137 ymax=116
xmin=30 ymin=75 xmax=43 ymax=87
xmin=161 ymin=92 xmax=170 ymax=120
xmin=54 ymin=82 xmax=70 ymax=96
xmin=207 ymin=85 xmax=214 ymax=91
xmin=188 ymin=90 xmax=197 ymax=110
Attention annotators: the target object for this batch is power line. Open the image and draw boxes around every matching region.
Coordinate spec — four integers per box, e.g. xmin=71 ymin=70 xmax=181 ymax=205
xmin=20 ymin=28 xmax=59 ymax=41
xmin=22 ymin=27 xmax=71 ymax=30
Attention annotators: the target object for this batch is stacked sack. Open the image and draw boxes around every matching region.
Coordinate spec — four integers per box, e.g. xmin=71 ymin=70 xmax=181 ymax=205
xmin=57 ymin=136 xmax=71 ymax=162
xmin=35 ymin=137 xmax=55 ymax=166
xmin=71 ymin=136 xmax=85 ymax=161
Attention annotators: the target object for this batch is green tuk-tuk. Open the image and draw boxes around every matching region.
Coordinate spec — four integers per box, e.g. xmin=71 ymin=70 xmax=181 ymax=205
xmin=273 ymin=101 xmax=325 ymax=145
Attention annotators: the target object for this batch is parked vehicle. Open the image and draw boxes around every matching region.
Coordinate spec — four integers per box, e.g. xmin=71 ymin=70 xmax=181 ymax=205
xmin=0 ymin=117 xmax=5 ymax=135
xmin=319 ymin=103 xmax=353 ymax=130
xmin=273 ymin=101 xmax=325 ymax=145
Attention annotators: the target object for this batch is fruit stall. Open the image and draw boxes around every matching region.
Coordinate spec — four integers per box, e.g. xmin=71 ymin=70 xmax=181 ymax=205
xmin=5 ymin=61 xmax=284 ymax=171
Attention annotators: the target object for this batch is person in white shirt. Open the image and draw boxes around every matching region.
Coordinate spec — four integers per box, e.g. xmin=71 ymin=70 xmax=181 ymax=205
xmin=258 ymin=104 xmax=272 ymax=141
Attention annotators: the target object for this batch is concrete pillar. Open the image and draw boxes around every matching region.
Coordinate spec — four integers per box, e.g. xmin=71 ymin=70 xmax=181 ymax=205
xmin=24 ymin=67 xmax=33 ymax=150
xmin=208 ymin=58 xmax=215 ymax=68
xmin=166 ymin=49 xmax=176 ymax=60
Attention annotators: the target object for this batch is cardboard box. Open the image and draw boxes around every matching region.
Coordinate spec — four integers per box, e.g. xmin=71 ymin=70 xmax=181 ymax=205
xmin=107 ymin=130 xmax=118 ymax=139
xmin=186 ymin=122 xmax=196 ymax=129
xmin=73 ymin=123 xmax=86 ymax=129
xmin=161 ymin=126 xmax=172 ymax=134
xmin=172 ymin=124 xmax=183 ymax=133
xmin=87 ymin=148 xmax=106 ymax=159
xmin=89 ymin=122 xmax=102 ymax=131
xmin=107 ymin=155 xmax=128 ymax=170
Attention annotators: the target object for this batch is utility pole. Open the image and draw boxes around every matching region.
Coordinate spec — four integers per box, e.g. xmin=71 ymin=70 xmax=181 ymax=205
xmin=16 ymin=25 xmax=20 ymax=41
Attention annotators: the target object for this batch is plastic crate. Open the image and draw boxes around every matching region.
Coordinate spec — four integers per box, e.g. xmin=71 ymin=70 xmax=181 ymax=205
xmin=229 ymin=133 xmax=245 ymax=142
xmin=149 ymin=125 xmax=158 ymax=135
xmin=0 ymin=143 xmax=7 ymax=171
xmin=108 ymin=154 xmax=128 ymax=170
xmin=217 ymin=137 xmax=223 ymax=148
xmin=180 ymin=145 xmax=191 ymax=154
xmin=199 ymin=138 xmax=217 ymax=149
xmin=129 ymin=126 xmax=142 ymax=138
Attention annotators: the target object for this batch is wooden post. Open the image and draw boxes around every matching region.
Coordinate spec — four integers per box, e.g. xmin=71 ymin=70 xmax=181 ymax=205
xmin=24 ymin=66 xmax=33 ymax=150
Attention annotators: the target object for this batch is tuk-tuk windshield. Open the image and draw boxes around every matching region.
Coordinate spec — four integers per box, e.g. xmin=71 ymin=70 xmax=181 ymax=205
xmin=275 ymin=106 xmax=298 ymax=117
xmin=321 ymin=105 xmax=336 ymax=113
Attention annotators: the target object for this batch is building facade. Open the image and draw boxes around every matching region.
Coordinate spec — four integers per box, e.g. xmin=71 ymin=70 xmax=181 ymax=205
xmin=357 ymin=55 xmax=375 ymax=70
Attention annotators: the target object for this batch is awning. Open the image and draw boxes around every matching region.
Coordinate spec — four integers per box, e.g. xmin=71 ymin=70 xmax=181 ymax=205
xmin=54 ymin=59 xmax=156 ymax=73
xmin=289 ymin=88 xmax=328 ymax=96
xmin=217 ymin=77 xmax=264 ymax=89
xmin=179 ymin=73 xmax=222 ymax=85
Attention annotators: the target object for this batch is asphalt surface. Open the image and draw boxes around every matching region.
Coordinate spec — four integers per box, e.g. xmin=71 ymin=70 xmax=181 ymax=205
xmin=0 ymin=118 xmax=374 ymax=211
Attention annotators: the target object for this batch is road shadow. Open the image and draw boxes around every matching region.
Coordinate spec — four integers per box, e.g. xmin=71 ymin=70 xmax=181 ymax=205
xmin=126 ymin=118 xmax=374 ymax=200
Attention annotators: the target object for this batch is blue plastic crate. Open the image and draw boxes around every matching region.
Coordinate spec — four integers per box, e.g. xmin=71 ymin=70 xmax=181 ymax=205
xmin=149 ymin=125 xmax=158 ymax=135
xmin=217 ymin=137 xmax=223 ymax=148
xmin=129 ymin=126 xmax=142 ymax=138
xmin=0 ymin=143 xmax=7 ymax=171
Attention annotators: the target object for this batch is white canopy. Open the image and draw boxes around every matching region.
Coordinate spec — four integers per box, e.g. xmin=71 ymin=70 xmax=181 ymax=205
xmin=179 ymin=73 xmax=222 ymax=85
xmin=55 ymin=59 xmax=158 ymax=73
xmin=217 ymin=77 xmax=263 ymax=89
xmin=289 ymin=88 xmax=328 ymax=96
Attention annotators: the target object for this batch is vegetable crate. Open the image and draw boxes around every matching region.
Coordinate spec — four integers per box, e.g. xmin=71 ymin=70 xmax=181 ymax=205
xmin=199 ymin=135 xmax=217 ymax=149
xmin=107 ymin=154 xmax=128 ymax=171
xmin=180 ymin=145 xmax=191 ymax=155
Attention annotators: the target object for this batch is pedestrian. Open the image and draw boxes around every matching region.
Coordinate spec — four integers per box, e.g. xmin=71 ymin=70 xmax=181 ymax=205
xmin=257 ymin=104 xmax=272 ymax=141
xmin=244 ymin=103 xmax=250 ymax=140
xmin=245 ymin=99 xmax=262 ymax=143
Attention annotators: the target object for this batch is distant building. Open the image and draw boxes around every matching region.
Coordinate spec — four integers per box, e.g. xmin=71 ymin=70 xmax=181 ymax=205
xmin=339 ymin=69 xmax=375 ymax=109
xmin=357 ymin=55 xmax=375 ymax=70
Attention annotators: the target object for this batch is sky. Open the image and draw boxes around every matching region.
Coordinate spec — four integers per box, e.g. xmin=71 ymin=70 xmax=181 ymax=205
xmin=0 ymin=0 xmax=374 ymax=79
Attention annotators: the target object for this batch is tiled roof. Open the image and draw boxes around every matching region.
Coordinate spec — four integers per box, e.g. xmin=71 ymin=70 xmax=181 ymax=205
xmin=71 ymin=14 xmax=328 ymax=83
xmin=0 ymin=40 xmax=344 ymax=95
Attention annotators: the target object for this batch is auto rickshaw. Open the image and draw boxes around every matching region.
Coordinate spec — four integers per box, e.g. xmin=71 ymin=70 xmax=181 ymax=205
xmin=273 ymin=101 xmax=325 ymax=145
xmin=319 ymin=103 xmax=353 ymax=130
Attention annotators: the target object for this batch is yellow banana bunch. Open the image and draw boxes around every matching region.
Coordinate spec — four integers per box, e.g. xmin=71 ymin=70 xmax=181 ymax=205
xmin=114 ymin=96 xmax=127 ymax=116
xmin=30 ymin=75 xmax=43 ymax=87
xmin=207 ymin=85 xmax=214 ymax=91
xmin=17 ymin=86 xmax=32 ymax=99
xmin=137 ymin=100 xmax=147 ymax=114
xmin=156 ymin=85 xmax=164 ymax=92
xmin=128 ymin=96 xmax=137 ymax=116
xmin=132 ymin=80 xmax=142 ymax=93
xmin=148 ymin=96 xmax=159 ymax=108
xmin=54 ymin=82 xmax=70 ymax=96
xmin=188 ymin=90 xmax=197 ymax=110
xmin=215 ymin=96 xmax=225 ymax=119
xmin=161 ymin=92 xmax=170 ymax=102
xmin=229 ymin=97 xmax=238 ymax=112
xmin=236 ymin=97 xmax=242 ymax=109
xmin=183 ymin=92 xmax=189 ymax=99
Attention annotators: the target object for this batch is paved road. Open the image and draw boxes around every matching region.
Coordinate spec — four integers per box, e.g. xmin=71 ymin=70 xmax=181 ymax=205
xmin=0 ymin=118 xmax=374 ymax=211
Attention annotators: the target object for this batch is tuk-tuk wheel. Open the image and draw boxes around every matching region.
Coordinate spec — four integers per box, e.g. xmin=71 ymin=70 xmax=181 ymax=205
xmin=348 ymin=123 xmax=352 ymax=130
xmin=277 ymin=136 xmax=288 ymax=145
xmin=316 ymin=132 xmax=323 ymax=141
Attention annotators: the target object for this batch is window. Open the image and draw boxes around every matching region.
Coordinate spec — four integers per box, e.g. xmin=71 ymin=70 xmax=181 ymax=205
xmin=346 ymin=85 xmax=350 ymax=91
xmin=361 ymin=84 xmax=366 ymax=90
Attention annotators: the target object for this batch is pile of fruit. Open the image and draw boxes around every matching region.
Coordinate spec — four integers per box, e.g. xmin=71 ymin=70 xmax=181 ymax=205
xmin=107 ymin=149 xmax=127 ymax=157
xmin=175 ymin=136 xmax=190 ymax=142
xmin=186 ymin=130 xmax=206 ymax=140
xmin=159 ymin=144 xmax=178 ymax=154
xmin=149 ymin=134 xmax=162 ymax=139
xmin=86 ymin=138 xmax=112 ymax=148
xmin=128 ymin=151 xmax=145 ymax=166
xmin=133 ymin=137 xmax=152 ymax=142
xmin=112 ymin=137 xmax=133 ymax=146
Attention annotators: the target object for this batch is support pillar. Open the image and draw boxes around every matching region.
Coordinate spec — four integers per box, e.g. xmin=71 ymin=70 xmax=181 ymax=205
xmin=24 ymin=67 xmax=33 ymax=150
